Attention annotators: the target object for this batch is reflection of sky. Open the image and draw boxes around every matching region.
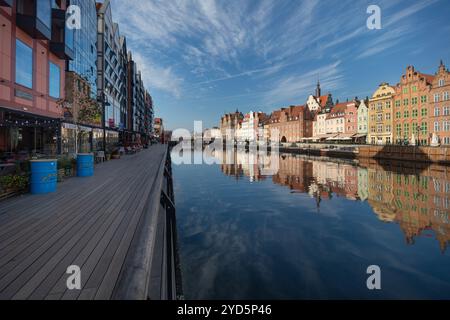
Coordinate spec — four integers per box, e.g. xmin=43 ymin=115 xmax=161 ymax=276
xmin=173 ymin=150 xmax=450 ymax=299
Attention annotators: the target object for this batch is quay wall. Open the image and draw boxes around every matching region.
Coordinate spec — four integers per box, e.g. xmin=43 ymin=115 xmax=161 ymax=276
xmin=279 ymin=145 xmax=450 ymax=165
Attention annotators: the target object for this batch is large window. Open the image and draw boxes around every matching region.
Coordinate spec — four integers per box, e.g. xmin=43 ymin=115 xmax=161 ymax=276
xmin=37 ymin=0 xmax=52 ymax=29
xmin=15 ymin=39 xmax=33 ymax=88
xmin=49 ymin=62 xmax=61 ymax=98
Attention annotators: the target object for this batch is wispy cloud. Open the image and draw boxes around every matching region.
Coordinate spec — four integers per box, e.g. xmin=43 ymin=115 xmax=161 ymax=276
xmin=132 ymin=52 xmax=183 ymax=98
xmin=263 ymin=61 xmax=344 ymax=105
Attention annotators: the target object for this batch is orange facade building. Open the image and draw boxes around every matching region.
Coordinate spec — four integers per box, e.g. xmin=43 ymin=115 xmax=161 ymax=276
xmin=429 ymin=61 xmax=450 ymax=145
xmin=393 ymin=66 xmax=434 ymax=145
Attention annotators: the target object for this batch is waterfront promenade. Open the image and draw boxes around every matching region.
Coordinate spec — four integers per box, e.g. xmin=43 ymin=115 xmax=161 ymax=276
xmin=0 ymin=145 xmax=174 ymax=300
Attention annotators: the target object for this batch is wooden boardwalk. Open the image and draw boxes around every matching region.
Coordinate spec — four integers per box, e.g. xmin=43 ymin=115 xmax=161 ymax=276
xmin=0 ymin=144 xmax=172 ymax=300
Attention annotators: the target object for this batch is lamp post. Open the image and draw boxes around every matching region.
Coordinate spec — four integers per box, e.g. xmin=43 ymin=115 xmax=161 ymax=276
xmin=416 ymin=125 xmax=421 ymax=146
xmin=98 ymin=90 xmax=110 ymax=153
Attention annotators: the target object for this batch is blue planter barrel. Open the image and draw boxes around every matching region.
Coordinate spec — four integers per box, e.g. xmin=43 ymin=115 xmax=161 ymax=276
xmin=30 ymin=160 xmax=57 ymax=195
xmin=77 ymin=153 xmax=94 ymax=177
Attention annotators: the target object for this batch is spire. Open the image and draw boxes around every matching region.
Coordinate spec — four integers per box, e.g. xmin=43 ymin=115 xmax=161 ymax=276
xmin=315 ymin=80 xmax=321 ymax=97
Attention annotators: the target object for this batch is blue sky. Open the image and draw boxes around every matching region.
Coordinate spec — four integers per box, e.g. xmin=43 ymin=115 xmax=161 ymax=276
xmin=111 ymin=0 xmax=450 ymax=130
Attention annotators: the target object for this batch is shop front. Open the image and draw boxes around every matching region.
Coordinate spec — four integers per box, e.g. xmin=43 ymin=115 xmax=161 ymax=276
xmin=61 ymin=123 xmax=94 ymax=156
xmin=0 ymin=108 xmax=60 ymax=162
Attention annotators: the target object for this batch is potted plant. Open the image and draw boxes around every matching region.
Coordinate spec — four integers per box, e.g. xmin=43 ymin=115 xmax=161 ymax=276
xmin=0 ymin=174 xmax=29 ymax=194
xmin=57 ymin=158 xmax=66 ymax=182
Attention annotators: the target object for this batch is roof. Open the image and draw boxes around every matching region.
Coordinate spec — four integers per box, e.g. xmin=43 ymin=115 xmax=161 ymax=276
xmin=419 ymin=73 xmax=435 ymax=84
xmin=317 ymin=95 xmax=329 ymax=107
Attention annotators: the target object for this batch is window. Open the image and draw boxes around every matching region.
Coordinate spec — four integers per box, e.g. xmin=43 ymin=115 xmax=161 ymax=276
xmin=377 ymin=124 xmax=383 ymax=133
xmin=421 ymin=95 xmax=427 ymax=103
xmin=396 ymin=112 xmax=401 ymax=119
xmin=404 ymin=123 xmax=409 ymax=136
xmin=15 ymin=39 xmax=33 ymax=88
xmin=386 ymin=101 xmax=391 ymax=108
xmin=412 ymin=123 xmax=418 ymax=134
xmin=49 ymin=62 xmax=61 ymax=98
xmin=395 ymin=100 xmax=400 ymax=107
xmin=385 ymin=113 xmax=391 ymax=120
xmin=403 ymin=87 xmax=408 ymax=94
xmin=444 ymin=92 xmax=449 ymax=101
xmin=434 ymin=93 xmax=440 ymax=102
xmin=377 ymin=114 xmax=383 ymax=122
xmin=444 ymin=106 xmax=450 ymax=116
xmin=412 ymin=109 xmax=418 ymax=118
xmin=421 ymin=122 xmax=428 ymax=135
xmin=444 ymin=121 xmax=450 ymax=131
xmin=434 ymin=107 xmax=440 ymax=117
xmin=396 ymin=124 xmax=401 ymax=136
xmin=439 ymin=79 xmax=445 ymax=87
xmin=421 ymin=108 xmax=427 ymax=117
xmin=445 ymin=137 xmax=450 ymax=145
xmin=386 ymin=125 xmax=391 ymax=132
xmin=434 ymin=121 xmax=440 ymax=132
xmin=37 ymin=0 xmax=52 ymax=29
xmin=403 ymin=99 xmax=409 ymax=106
xmin=412 ymin=97 xmax=418 ymax=105
xmin=404 ymin=110 xmax=409 ymax=118
xmin=412 ymin=86 xmax=417 ymax=92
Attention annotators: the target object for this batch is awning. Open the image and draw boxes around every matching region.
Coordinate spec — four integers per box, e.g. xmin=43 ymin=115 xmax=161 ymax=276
xmin=353 ymin=134 xmax=367 ymax=138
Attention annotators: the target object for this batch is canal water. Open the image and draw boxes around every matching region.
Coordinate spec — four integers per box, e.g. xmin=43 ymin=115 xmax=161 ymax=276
xmin=172 ymin=148 xmax=450 ymax=299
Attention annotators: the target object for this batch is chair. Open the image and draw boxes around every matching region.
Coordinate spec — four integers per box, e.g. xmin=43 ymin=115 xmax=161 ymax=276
xmin=96 ymin=151 xmax=105 ymax=163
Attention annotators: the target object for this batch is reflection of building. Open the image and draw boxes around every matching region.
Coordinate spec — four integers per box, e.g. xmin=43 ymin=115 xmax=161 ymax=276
xmin=357 ymin=167 xmax=368 ymax=201
xmin=393 ymin=66 xmax=434 ymax=145
xmin=366 ymin=162 xmax=450 ymax=252
xmin=273 ymin=155 xmax=313 ymax=193
xmin=429 ymin=60 xmax=450 ymax=145
xmin=368 ymin=83 xmax=395 ymax=145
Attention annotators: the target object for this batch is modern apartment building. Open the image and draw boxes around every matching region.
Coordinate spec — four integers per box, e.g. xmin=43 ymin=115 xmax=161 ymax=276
xmin=429 ymin=60 xmax=450 ymax=145
xmin=0 ymin=0 xmax=70 ymax=155
xmin=368 ymin=83 xmax=395 ymax=145
xmin=96 ymin=0 xmax=127 ymax=132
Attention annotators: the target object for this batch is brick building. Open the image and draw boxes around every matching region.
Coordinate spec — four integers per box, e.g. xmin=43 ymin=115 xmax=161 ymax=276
xmin=429 ymin=60 xmax=450 ymax=145
xmin=267 ymin=105 xmax=312 ymax=143
xmin=393 ymin=66 xmax=434 ymax=145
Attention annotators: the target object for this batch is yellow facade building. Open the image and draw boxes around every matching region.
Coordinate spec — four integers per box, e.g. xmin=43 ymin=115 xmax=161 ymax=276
xmin=368 ymin=83 xmax=395 ymax=145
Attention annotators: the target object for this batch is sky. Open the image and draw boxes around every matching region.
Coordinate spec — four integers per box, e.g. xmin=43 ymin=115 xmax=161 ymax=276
xmin=110 ymin=0 xmax=450 ymax=130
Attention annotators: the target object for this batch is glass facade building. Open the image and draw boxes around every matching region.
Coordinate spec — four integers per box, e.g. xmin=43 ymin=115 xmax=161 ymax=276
xmin=67 ymin=0 xmax=97 ymax=98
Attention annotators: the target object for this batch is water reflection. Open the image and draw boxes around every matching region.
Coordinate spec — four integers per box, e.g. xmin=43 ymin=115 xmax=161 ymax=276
xmin=174 ymin=149 xmax=450 ymax=299
xmin=214 ymin=149 xmax=450 ymax=252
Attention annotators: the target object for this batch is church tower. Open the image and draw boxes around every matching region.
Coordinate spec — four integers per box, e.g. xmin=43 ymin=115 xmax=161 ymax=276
xmin=315 ymin=80 xmax=321 ymax=97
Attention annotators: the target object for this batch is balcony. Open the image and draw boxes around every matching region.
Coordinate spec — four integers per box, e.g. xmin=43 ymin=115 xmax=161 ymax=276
xmin=0 ymin=0 xmax=13 ymax=7
xmin=16 ymin=0 xmax=52 ymax=40
xmin=49 ymin=8 xmax=74 ymax=60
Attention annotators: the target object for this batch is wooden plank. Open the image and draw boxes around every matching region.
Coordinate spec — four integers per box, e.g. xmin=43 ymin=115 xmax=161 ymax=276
xmin=44 ymin=155 xmax=157 ymax=299
xmin=0 ymin=145 xmax=169 ymax=300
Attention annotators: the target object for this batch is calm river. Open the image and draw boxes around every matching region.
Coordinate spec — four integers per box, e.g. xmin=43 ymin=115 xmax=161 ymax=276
xmin=172 ymin=148 xmax=450 ymax=299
